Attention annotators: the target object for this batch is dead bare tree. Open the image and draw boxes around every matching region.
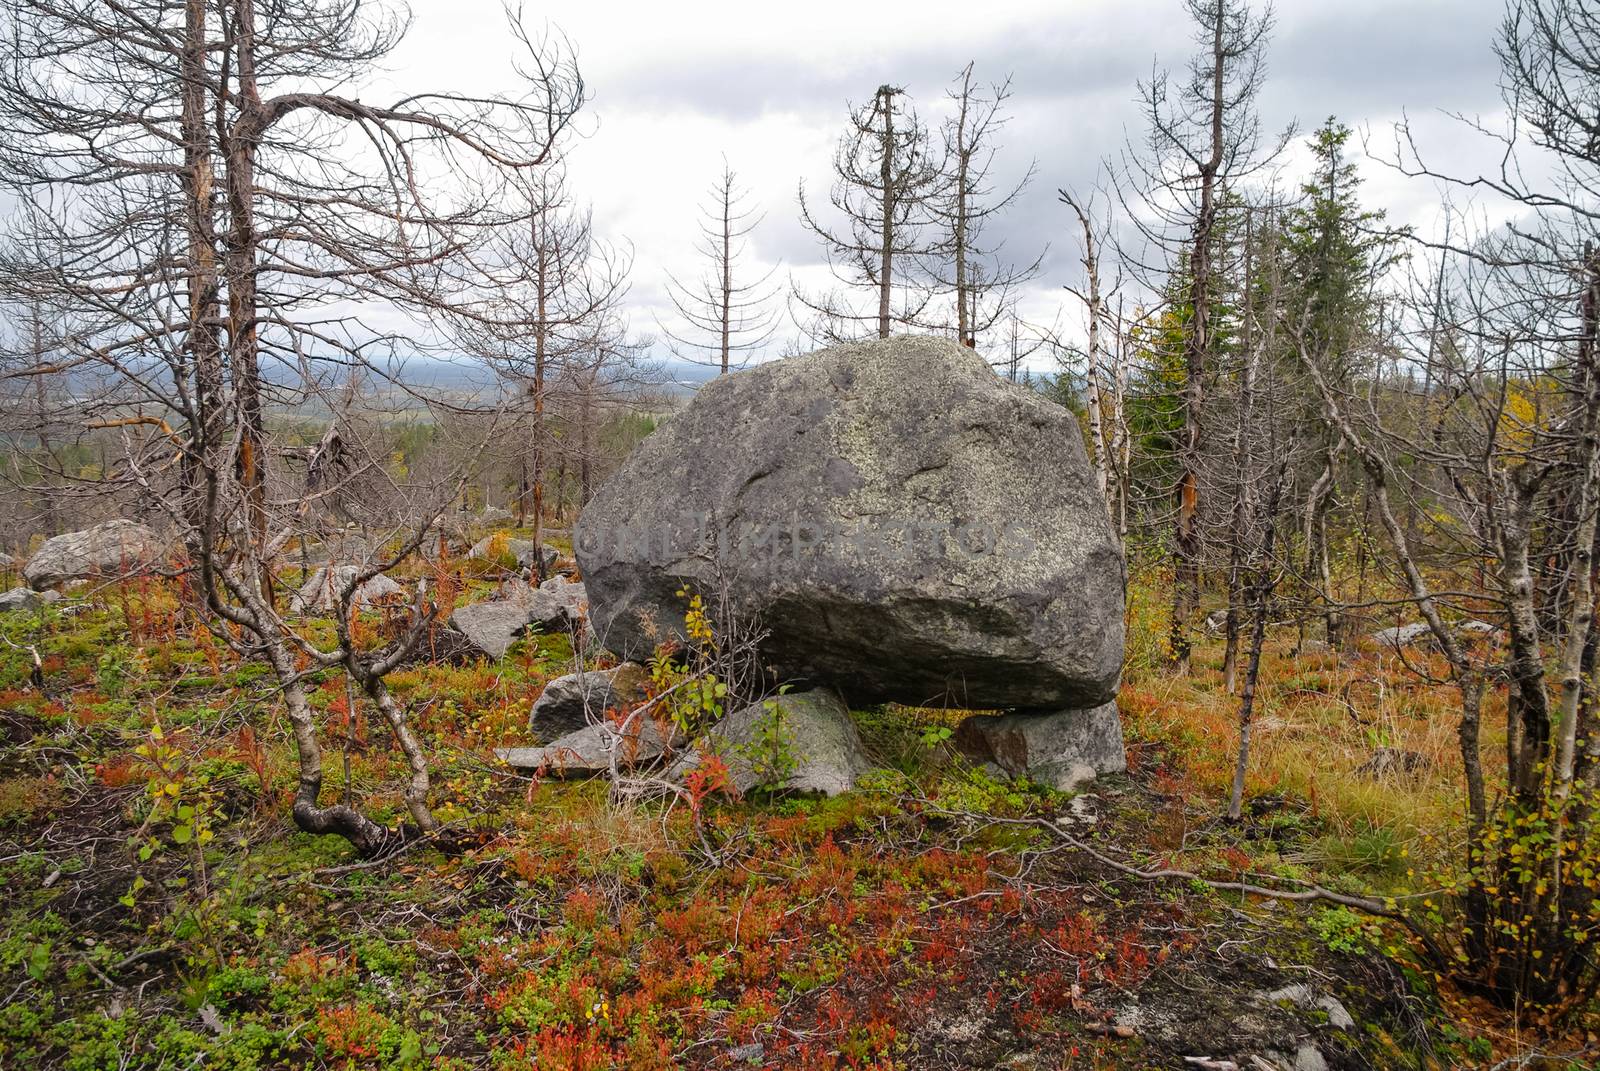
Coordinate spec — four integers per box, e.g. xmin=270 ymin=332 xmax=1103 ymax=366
xmin=795 ymin=85 xmax=943 ymax=343
xmin=661 ymin=162 xmax=780 ymax=374
xmin=1061 ymin=189 xmax=1127 ymax=533
xmin=457 ymin=164 xmax=631 ymax=563
xmin=559 ymin=318 xmax=659 ymax=511
xmin=1301 ymin=222 xmax=1600 ymax=1004
xmin=1116 ymin=0 xmax=1289 ymax=670
xmin=0 ymin=0 xmax=585 ymax=855
xmin=926 ymin=64 xmax=1041 ymax=350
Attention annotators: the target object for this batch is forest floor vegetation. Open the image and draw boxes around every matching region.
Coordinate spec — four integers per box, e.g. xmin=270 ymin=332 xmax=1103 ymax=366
xmin=0 ymin=559 xmax=1582 ymax=1069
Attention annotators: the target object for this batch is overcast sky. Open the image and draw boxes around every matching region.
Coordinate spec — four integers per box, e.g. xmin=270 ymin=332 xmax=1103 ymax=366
xmin=386 ymin=0 xmax=1516 ymax=369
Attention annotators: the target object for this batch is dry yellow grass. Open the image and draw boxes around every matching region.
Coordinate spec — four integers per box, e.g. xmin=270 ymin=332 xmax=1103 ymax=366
xmin=1119 ymin=590 xmax=1503 ymax=879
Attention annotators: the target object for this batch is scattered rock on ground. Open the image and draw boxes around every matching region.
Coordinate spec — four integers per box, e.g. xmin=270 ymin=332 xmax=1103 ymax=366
xmin=725 ymin=1042 xmax=765 ymax=1065
xmin=1355 ymin=746 xmax=1429 ymax=779
xmin=1262 ymin=984 xmax=1355 ymax=1031
xmin=24 ymin=520 xmax=164 ymax=590
xmin=529 ymin=663 xmax=651 ymax=739
xmin=1202 ymin=608 xmax=1230 ymax=634
xmin=446 ymin=578 xmax=586 ymax=660
xmin=525 ymin=576 xmax=586 ymax=630
xmin=286 ymin=533 xmax=373 ymax=568
xmin=671 ymin=688 xmax=871 ymax=797
xmin=1376 ymin=620 xmax=1499 ymax=649
xmin=497 ymin=716 xmax=674 ymax=775
xmin=952 ymin=702 xmax=1127 ymax=791
xmin=1064 ymin=793 xmax=1101 ymax=825
xmin=576 ymin=335 xmax=1125 ymax=711
xmin=448 ymin=600 xmax=534 ymax=660
xmin=289 ymin=565 xmax=404 ymax=613
xmin=468 ymin=534 xmax=558 ymax=574
xmin=1370 ymin=622 xmax=1432 ymax=649
xmin=1270 ymin=1044 xmax=1332 ymax=1071
xmin=0 ymin=586 xmax=47 ymax=612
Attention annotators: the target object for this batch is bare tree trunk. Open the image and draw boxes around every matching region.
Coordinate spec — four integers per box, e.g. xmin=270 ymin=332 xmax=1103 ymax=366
xmin=1549 ymin=253 xmax=1600 ymax=920
xmin=579 ymin=377 xmax=594 ymax=506
xmin=224 ymin=0 xmax=273 ymax=604
xmin=1555 ymin=253 xmax=1600 ymax=783
xmin=181 ymin=0 xmax=223 ymax=564
xmin=1229 ymin=411 xmax=1286 ymax=819
xmin=1112 ymin=299 xmax=1131 ymax=544
xmin=877 ymin=86 xmax=895 ymax=340
xmin=1228 ymin=546 xmax=1273 ymax=819
xmin=1223 ymin=209 xmax=1257 ymax=692
xmin=1065 ymin=194 xmax=1113 ymax=518
xmin=952 ymin=70 xmax=972 ymax=347
xmin=1222 ymin=350 xmax=1256 ymax=693
xmin=553 ymin=454 xmax=568 ymax=524
xmin=262 ymin=629 xmax=396 ymax=856
xmin=1302 ymin=446 xmax=1343 ymax=649
xmin=1500 ymin=478 xmax=1553 ymax=805
xmin=356 ymin=666 xmax=439 ymax=835
xmin=27 ymin=309 xmax=60 ymax=537
xmin=1303 ymin=343 xmax=1487 ymax=831
xmin=1170 ymin=5 xmax=1228 ymax=672
xmin=530 ymin=228 xmax=548 ymax=577
xmin=720 ymin=180 xmax=732 ymax=374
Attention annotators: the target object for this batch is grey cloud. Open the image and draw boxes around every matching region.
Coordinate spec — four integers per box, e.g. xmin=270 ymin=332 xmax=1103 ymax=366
xmin=590 ymin=9 xmax=1185 ymax=123
xmin=544 ymin=0 xmax=1521 ymax=364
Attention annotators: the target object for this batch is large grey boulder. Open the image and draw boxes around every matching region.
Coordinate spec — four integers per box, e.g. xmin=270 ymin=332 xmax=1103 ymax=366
xmin=953 ymin=702 xmax=1126 ymax=791
xmin=529 ymin=663 xmax=651 ymax=740
xmin=24 ymin=520 xmax=164 ymax=590
xmin=289 ymin=566 xmax=404 ymax=613
xmin=575 ymin=336 xmax=1124 ymax=710
xmin=671 ymin=688 xmax=871 ymax=797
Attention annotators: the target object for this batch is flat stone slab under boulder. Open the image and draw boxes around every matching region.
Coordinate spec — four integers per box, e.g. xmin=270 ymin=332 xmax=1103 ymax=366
xmin=576 ymin=335 xmax=1124 ymax=711
xmin=529 ymin=663 xmax=651 ymax=740
xmin=496 ymin=717 xmax=675 ymax=776
xmin=671 ymin=688 xmax=871 ymax=797
xmin=24 ymin=520 xmax=165 ymax=590
xmin=953 ymin=702 xmax=1126 ymax=791
xmin=289 ymin=566 xmax=404 ymax=613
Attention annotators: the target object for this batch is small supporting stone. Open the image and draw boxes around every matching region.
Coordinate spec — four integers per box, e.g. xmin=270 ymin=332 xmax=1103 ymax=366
xmin=953 ymin=701 xmax=1126 ymax=791
xmin=671 ymin=688 xmax=871 ymax=797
